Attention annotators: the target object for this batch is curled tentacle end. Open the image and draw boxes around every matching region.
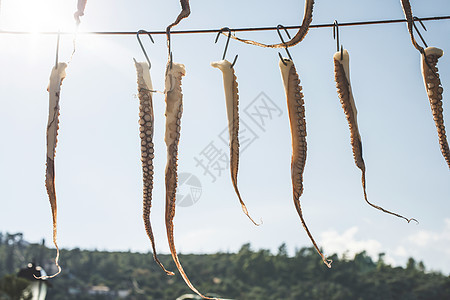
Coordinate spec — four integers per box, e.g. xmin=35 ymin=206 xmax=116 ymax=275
xmin=250 ymin=218 xmax=263 ymax=227
xmin=323 ymin=257 xmax=333 ymax=269
xmin=154 ymin=256 xmax=175 ymax=276
xmin=407 ymin=218 xmax=419 ymax=224
xmin=241 ymin=204 xmax=262 ymax=226
xmin=34 ymin=265 xmax=61 ymax=280
xmin=34 ymin=243 xmax=61 ymax=279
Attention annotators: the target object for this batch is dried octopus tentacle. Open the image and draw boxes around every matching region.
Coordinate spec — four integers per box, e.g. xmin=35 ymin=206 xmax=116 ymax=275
xmin=166 ymin=0 xmax=191 ymax=32
xmin=211 ymin=60 xmax=260 ymax=226
xmin=74 ymin=0 xmax=87 ymax=25
xmin=399 ymin=1 xmax=438 ymax=79
xmin=334 ymin=50 xmax=417 ymax=223
xmin=279 ymin=58 xmax=332 ymax=268
xmin=164 ymin=63 xmax=216 ymax=300
xmin=421 ymin=47 xmax=450 ymax=168
xmin=228 ymin=0 xmax=314 ymax=49
xmin=399 ymin=0 xmax=446 ymax=164
xmin=399 ymin=0 xmax=423 ymax=53
xmin=134 ymin=61 xmax=174 ymax=276
xmin=39 ymin=62 xmax=68 ymax=279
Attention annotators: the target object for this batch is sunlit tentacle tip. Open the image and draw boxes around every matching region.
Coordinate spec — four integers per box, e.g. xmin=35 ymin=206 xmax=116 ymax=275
xmin=242 ymin=206 xmax=262 ymax=226
xmin=323 ymin=258 xmax=333 ymax=269
xmin=166 ymin=271 xmax=175 ymax=276
xmin=34 ymin=267 xmax=61 ymax=280
xmin=249 ymin=217 xmax=262 ymax=226
xmin=407 ymin=218 xmax=419 ymax=224
xmin=149 ymin=89 xmax=165 ymax=94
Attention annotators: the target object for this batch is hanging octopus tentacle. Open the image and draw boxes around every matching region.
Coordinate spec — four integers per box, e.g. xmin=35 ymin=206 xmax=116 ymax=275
xmin=135 ymin=61 xmax=174 ymax=276
xmin=399 ymin=1 xmax=447 ymax=167
xmin=166 ymin=0 xmax=191 ymax=32
xmin=228 ymin=0 xmax=314 ymax=49
xmin=399 ymin=0 xmax=424 ymax=53
xmin=164 ymin=62 xmax=216 ymax=300
xmin=399 ymin=0 xmax=439 ymax=80
xmin=421 ymin=47 xmax=450 ymax=168
xmin=334 ymin=50 xmax=417 ymax=223
xmin=279 ymin=58 xmax=332 ymax=268
xmin=39 ymin=62 xmax=68 ymax=280
xmin=211 ymin=59 xmax=261 ymax=226
xmin=74 ymin=0 xmax=87 ymax=25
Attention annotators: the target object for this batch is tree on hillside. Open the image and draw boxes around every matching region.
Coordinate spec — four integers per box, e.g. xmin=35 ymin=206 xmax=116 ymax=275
xmin=0 ymin=274 xmax=32 ymax=300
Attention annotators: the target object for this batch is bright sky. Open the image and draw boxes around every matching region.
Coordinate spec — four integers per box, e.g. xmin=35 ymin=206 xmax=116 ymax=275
xmin=0 ymin=0 xmax=449 ymax=275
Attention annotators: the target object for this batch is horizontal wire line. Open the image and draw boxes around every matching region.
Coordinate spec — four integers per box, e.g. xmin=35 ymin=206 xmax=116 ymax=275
xmin=0 ymin=15 xmax=449 ymax=36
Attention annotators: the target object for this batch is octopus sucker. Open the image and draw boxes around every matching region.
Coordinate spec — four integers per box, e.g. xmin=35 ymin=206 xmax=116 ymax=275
xmin=334 ymin=50 xmax=417 ymax=223
xmin=229 ymin=0 xmax=314 ymax=49
xmin=211 ymin=59 xmax=260 ymax=226
xmin=164 ymin=63 xmax=216 ymax=300
xmin=135 ymin=60 xmax=174 ymax=276
xmin=421 ymin=47 xmax=450 ymax=168
xmin=40 ymin=62 xmax=68 ymax=279
xmin=279 ymin=58 xmax=331 ymax=268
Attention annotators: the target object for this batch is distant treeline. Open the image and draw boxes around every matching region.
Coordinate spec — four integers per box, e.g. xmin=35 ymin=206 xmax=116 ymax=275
xmin=1 ymin=232 xmax=450 ymax=300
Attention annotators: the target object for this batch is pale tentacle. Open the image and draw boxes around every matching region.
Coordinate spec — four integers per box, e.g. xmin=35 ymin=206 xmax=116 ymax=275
xmin=74 ymin=0 xmax=87 ymax=24
xmin=228 ymin=0 xmax=314 ymax=49
xmin=421 ymin=47 xmax=450 ymax=168
xmin=39 ymin=62 xmax=68 ymax=279
xmin=211 ymin=60 xmax=260 ymax=226
xmin=164 ymin=63 xmax=217 ymax=300
xmin=135 ymin=61 xmax=174 ymax=276
xmin=279 ymin=58 xmax=332 ymax=268
xmin=334 ymin=50 xmax=417 ymax=223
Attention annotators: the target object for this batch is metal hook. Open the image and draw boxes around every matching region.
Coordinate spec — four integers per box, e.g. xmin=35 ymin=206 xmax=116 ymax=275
xmin=136 ymin=30 xmax=155 ymax=69
xmin=166 ymin=27 xmax=173 ymax=69
xmin=333 ymin=20 xmax=343 ymax=60
xmin=276 ymin=25 xmax=292 ymax=66
xmin=215 ymin=27 xmax=239 ymax=68
xmin=55 ymin=32 xmax=60 ymax=69
xmin=412 ymin=17 xmax=438 ymax=78
xmin=412 ymin=16 xmax=428 ymax=48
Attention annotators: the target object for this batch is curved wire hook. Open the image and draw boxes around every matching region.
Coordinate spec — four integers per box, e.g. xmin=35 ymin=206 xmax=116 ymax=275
xmin=412 ymin=16 xmax=428 ymax=49
xmin=136 ymin=30 xmax=155 ymax=69
xmin=215 ymin=27 xmax=238 ymax=68
xmin=166 ymin=27 xmax=173 ymax=69
xmin=276 ymin=25 xmax=293 ymax=66
xmin=412 ymin=17 xmax=439 ymax=78
xmin=333 ymin=20 xmax=344 ymax=60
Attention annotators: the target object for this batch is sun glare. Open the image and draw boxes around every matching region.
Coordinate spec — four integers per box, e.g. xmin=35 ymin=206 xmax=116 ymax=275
xmin=2 ymin=0 xmax=77 ymax=32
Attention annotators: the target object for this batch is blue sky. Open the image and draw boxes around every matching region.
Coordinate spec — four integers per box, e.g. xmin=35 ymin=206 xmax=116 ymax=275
xmin=0 ymin=0 xmax=449 ymax=275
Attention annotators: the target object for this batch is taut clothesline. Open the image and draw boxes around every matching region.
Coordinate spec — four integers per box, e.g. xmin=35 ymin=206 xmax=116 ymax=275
xmin=0 ymin=15 xmax=449 ymax=36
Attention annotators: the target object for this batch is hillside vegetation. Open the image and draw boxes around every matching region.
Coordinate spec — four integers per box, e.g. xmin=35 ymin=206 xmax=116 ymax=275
xmin=1 ymin=232 xmax=449 ymax=299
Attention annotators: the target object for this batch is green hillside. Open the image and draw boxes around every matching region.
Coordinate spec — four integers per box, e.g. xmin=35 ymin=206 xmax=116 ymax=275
xmin=1 ymin=232 xmax=449 ymax=299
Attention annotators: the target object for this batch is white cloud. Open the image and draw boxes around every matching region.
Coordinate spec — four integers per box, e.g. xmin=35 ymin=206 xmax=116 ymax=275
xmin=320 ymin=227 xmax=402 ymax=266
xmin=393 ymin=246 xmax=408 ymax=258
xmin=407 ymin=218 xmax=450 ymax=253
xmin=320 ymin=226 xmax=383 ymax=259
xmin=400 ymin=218 xmax=450 ymax=273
